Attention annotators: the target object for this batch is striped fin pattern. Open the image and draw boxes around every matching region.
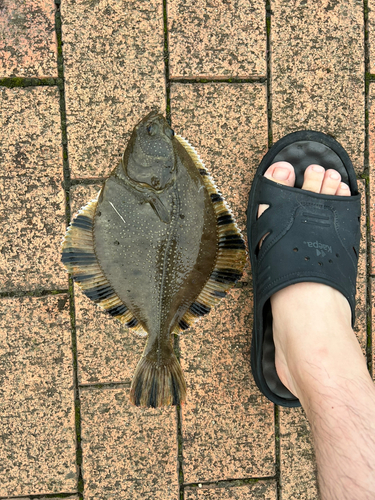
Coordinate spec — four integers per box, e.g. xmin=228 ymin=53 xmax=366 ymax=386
xmin=173 ymin=135 xmax=247 ymax=334
xmin=61 ymin=195 xmax=147 ymax=337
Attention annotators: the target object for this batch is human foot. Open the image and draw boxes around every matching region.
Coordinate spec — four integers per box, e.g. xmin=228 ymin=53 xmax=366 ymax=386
xmin=258 ymin=161 xmax=350 ymax=220
xmin=257 ymin=161 xmax=367 ymax=401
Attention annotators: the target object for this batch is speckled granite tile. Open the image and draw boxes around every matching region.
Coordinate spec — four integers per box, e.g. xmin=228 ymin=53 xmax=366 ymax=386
xmin=80 ymin=388 xmax=178 ymax=500
xmin=368 ymin=0 xmax=375 ymax=73
xmin=272 ymin=0 xmax=364 ymax=169
xmin=67 ymin=185 xmax=144 ymax=385
xmin=170 ymin=83 xmax=268 ymax=234
xmin=181 ymin=289 xmax=255 ymax=406
xmin=279 ymin=407 xmax=318 ymax=500
xmin=185 ymin=481 xmax=277 ymax=499
xmin=0 ymin=0 xmax=57 ymax=77
xmin=171 ymin=82 xmax=272 ymax=481
xmin=355 ymin=180 xmax=368 ymax=353
xmin=69 ymin=184 xmax=102 ymax=218
xmin=75 ymin=285 xmax=144 ymax=385
xmin=369 ymin=84 xmax=375 ymax=273
xmin=61 ymin=0 xmax=166 ymax=178
xmin=168 ymin=0 xmax=266 ymax=78
xmin=0 ymin=87 xmax=66 ymax=292
xmin=180 ymin=291 xmax=274 ymax=482
xmin=0 ymin=295 xmax=76 ymax=497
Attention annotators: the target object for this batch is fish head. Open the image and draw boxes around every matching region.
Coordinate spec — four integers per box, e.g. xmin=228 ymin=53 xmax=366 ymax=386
xmin=124 ymin=112 xmax=176 ymax=191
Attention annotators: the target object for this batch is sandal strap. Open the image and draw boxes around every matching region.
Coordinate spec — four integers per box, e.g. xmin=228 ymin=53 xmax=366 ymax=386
xmin=250 ymin=175 xmax=361 ymax=323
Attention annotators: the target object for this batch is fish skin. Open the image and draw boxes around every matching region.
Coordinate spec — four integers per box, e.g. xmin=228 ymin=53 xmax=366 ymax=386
xmin=62 ymin=111 xmax=246 ymax=407
xmin=93 ymin=112 xmax=218 ymax=406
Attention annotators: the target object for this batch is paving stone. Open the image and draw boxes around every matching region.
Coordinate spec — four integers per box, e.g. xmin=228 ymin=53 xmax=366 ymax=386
xmin=68 ymin=184 xmax=144 ymax=385
xmin=355 ymin=180 xmax=368 ymax=353
xmin=0 ymin=295 xmax=76 ymax=497
xmin=181 ymin=288 xmax=256 ymax=407
xmin=80 ymin=388 xmax=178 ymax=500
xmin=368 ymin=0 xmax=375 ymax=73
xmin=271 ymin=0 xmax=364 ymax=169
xmin=185 ymin=481 xmax=277 ymax=499
xmin=0 ymin=0 xmax=57 ymax=78
xmin=75 ymin=284 xmax=144 ymax=385
xmin=171 ymin=82 xmax=272 ymax=481
xmin=369 ymin=84 xmax=375 ymax=273
xmin=168 ymin=0 xmax=266 ymax=78
xmin=279 ymin=407 xmax=318 ymax=500
xmin=61 ymin=0 xmax=166 ymax=178
xmin=180 ymin=291 xmax=274 ymax=482
xmin=170 ymin=82 xmax=268 ymax=233
xmin=0 ymin=87 xmax=66 ymax=292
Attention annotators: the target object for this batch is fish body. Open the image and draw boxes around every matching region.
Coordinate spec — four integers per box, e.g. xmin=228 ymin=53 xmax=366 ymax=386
xmin=62 ymin=112 xmax=246 ymax=407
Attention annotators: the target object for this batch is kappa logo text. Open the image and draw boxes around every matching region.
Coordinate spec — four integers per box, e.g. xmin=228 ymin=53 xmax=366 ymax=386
xmin=303 ymin=241 xmax=332 ymax=258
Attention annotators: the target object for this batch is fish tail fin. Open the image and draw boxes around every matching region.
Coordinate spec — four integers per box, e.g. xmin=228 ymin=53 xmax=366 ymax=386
xmin=129 ymin=352 xmax=187 ymax=408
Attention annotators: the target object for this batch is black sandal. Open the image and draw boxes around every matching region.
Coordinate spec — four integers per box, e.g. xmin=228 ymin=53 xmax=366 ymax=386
xmin=247 ymin=131 xmax=361 ymax=407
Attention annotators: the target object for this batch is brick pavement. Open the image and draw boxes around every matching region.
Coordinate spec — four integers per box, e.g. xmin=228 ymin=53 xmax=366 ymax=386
xmin=0 ymin=0 xmax=372 ymax=499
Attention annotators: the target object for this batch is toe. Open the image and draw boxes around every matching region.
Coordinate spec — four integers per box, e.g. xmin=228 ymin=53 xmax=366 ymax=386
xmin=320 ymin=169 xmax=342 ymax=195
xmin=258 ymin=162 xmax=295 ymax=219
xmin=301 ymin=164 xmax=325 ymax=193
xmin=336 ymin=182 xmax=351 ymax=196
xmin=264 ymin=161 xmax=296 ymax=187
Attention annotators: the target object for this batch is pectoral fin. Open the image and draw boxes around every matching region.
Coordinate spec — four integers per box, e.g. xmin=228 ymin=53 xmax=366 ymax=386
xmin=147 ymin=195 xmax=171 ymax=224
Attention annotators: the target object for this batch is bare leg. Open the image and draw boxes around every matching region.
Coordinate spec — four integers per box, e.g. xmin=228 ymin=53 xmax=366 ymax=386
xmin=259 ymin=162 xmax=375 ymax=499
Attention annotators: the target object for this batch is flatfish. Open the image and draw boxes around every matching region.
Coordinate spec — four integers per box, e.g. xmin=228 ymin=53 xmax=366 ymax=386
xmin=61 ymin=112 xmax=246 ymax=407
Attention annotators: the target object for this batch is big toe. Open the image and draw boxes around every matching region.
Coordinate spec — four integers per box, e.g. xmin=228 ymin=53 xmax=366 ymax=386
xmin=258 ymin=162 xmax=295 ymax=218
xmin=264 ymin=161 xmax=296 ymax=187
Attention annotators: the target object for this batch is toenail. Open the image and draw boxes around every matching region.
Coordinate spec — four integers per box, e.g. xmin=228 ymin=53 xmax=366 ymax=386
xmin=312 ymin=165 xmax=324 ymax=173
xmin=340 ymin=183 xmax=349 ymax=190
xmin=329 ymin=171 xmax=340 ymax=180
xmin=273 ymin=167 xmax=290 ymax=181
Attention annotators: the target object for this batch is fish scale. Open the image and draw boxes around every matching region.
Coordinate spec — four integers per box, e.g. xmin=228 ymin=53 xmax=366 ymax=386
xmin=61 ymin=112 xmax=246 ymax=407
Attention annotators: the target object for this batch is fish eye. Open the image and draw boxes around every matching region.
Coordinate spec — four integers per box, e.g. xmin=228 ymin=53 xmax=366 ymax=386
xmin=165 ymin=127 xmax=174 ymax=139
xmin=146 ymin=123 xmax=157 ymax=136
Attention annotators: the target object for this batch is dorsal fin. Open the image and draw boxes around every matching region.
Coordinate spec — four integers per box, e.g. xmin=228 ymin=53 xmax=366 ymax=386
xmin=173 ymin=135 xmax=247 ymax=334
xmin=61 ymin=194 xmax=147 ymax=337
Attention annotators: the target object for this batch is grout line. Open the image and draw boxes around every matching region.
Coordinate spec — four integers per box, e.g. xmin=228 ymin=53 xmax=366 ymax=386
xmin=0 ymin=493 xmax=78 ymax=499
xmin=0 ymin=289 xmax=68 ymax=298
xmin=363 ymin=0 xmax=373 ymax=377
xmin=184 ymin=476 xmax=276 ymax=489
xmin=55 ymin=1 xmax=84 ymax=497
xmin=265 ymin=0 xmax=273 ymax=148
xmin=274 ymin=405 xmax=281 ymax=500
xmin=70 ymin=177 xmax=107 ymax=186
xmin=266 ymin=0 xmax=280 ymax=497
xmin=163 ymin=0 xmax=171 ymax=123
xmin=162 ymin=2 xmax=185 ymax=499
xmin=169 ymin=77 xmax=266 ymax=84
xmin=0 ymin=77 xmax=58 ymax=87
xmin=79 ymin=381 xmax=132 ymax=390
